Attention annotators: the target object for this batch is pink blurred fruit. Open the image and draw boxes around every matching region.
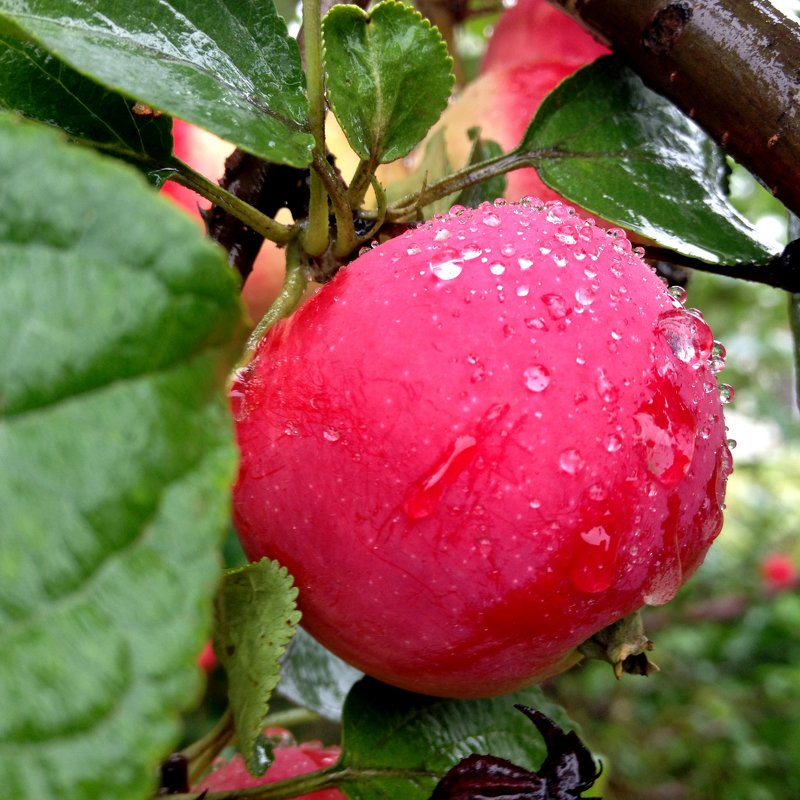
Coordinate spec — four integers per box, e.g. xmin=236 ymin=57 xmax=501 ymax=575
xmin=761 ymin=553 xmax=798 ymax=593
xmin=197 ymin=729 xmax=343 ymax=799
xmin=231 ymin=200 xmax=732 ymax=698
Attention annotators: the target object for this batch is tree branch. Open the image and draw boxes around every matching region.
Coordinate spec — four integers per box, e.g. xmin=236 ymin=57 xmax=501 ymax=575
xmin=548 ymin=0 xmax=800 ymax=218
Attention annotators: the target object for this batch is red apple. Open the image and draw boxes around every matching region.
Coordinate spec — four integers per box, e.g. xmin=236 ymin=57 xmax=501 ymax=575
xmin=232 ymin=200 xmax=732 ymax=698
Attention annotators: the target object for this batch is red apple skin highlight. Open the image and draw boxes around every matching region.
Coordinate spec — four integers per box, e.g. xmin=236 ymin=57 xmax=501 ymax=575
xmin=232 ymin=200 xmax=732 ymax=698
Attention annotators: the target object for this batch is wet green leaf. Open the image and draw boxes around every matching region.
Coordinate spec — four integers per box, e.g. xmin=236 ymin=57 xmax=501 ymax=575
xmin=0 ymin=0 xmax=312 ymax=166
xmin=323 ymin=0 xmax=453 ymax=163
xmin=214 ymin=559 xmax=302 ymax=776
xmin=337 ymin=678 xmax=586 ymax=800
xmin=0 ymin=33 xmax=172 ymax=170
xmin=519 ymin=56 xmax=777 ymax=264
xmin=0 ymin=113 xmax=247 ymax=800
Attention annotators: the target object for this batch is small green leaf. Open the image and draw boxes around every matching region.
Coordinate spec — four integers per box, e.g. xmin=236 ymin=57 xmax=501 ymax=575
xmin=338 ymin=678 xmax=585 ymax=800
xmin=455 ymin=128 xmax=506 ymax=209
xmin=0 ymin=0 xmax=312 ymax=166
xmin=278 ymin=628 xmax=362 ymax=722
xmin=323 ymin=0 xmax=453 ymax=163
xmin=519 ymin=56 xmax=777 ymax=265
xmin=214 ymin=559 xmax=302 ymax=777
xmin=0 ymin=113 xmax=247 ymax=800
xmin=0 ymin=33 xmax=172 ymax=169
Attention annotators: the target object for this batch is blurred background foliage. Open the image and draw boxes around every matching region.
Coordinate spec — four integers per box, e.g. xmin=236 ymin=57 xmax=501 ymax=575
xmin=184 ymin=4 xmax=800 ymax=800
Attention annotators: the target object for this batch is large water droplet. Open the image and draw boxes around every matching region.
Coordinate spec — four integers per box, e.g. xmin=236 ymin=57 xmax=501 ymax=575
xmin=655 ymin=308 xmax=714 ymax=368
xmin=523 ymin=364 xmax=551 ymax=392
xmin=403 ymin=435 xmax=479 ymax=520
xmin=719 ymin=383 xmax=735 ymax=405
xmin=542 ymin=293 xmax=569 ymax=320
xmin=429 ymin=257 xmax=463 ymax=281
xmin=633 ymin=385 xmax=695 ymax=486
xmin=569 ymin=525 xmax=617 ymax=593
xmin=559 ymin=448 xmax=585 ymax=474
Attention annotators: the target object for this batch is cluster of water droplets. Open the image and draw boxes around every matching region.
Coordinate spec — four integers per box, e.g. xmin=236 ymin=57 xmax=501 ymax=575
xmin=659 ymin=284 xmax=735 ymax=414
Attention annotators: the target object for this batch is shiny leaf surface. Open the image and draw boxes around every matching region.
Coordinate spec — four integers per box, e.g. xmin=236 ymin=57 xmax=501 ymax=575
xmin=520 ymin=56 xmax=777 ymax=265
xmin=323 ymin=0 xmax=453 ymax=163
xmin=0 ymin=0 xmax=312 ymax=166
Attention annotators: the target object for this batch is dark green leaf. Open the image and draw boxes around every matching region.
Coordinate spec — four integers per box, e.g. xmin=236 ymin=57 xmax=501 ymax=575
xmin=0 ymin=113 xmax=247 ymax=800
xmin=0 ymin=33 xmax=172 ymax=168
xmin=519 ymin=56 xmax=777 ymax=264
xmin=338 ymin=677 xmax=585 ymax=800
xmin=214 ymin=559 xmax=302 ymax=776
xmin=323 ymin=0 xmax=453 ymax=163
xmin=455 ymin=128 xmax=506 ymax=209
xmin=278 ymin=628 xmax=362 ymax=722
xmin=0 ymin=0 xmax=312 ymax=166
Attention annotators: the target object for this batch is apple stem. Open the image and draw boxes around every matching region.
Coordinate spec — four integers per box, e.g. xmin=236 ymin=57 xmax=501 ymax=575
xmin=302 ymin=0 xmax=332 ymax=257
xmin=166 ymin=158 xmax=297 ymax=245
xmin=248 ymin=238 xmax=309 ymax=350
xmin=180 ymin=706 xmax=235 ymax=787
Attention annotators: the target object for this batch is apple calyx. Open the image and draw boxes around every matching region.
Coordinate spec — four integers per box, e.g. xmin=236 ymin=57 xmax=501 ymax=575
xmin=578 ymin=611 xmax=659 ymax=679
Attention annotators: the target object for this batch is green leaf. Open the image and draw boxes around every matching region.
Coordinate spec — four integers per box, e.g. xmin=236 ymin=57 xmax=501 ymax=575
xmin=323 ymin=0 xmax=453 ymax=163
xmin=338 ymin=678 xmax=586 ymax=800
xmin=278 ymin=628 xmax=362 ymax=722
xmin=214 ymin=559 xmax=302 ymax=777
xmin=519 ymin=56 xmax=777 ymax=265
xmin=0 ymin=113 xmax=247 ymax=800
xmin=0 ymin=33 xmax=172 ymax=169
xmin=0 ymin=0 xmax=312 ymax=167
xmin=455 ymin=128 xmax=506 ymax=209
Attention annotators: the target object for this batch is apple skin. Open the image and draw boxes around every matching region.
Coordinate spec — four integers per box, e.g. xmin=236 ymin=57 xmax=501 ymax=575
xmin=232 ymin=200 xmax=732 ymax=698
xmin=196 ymin=729 xmax=343 ymax=799
xmin=407 ymin=0 xmax=609 ymax=203
xmin=481 ymin=0 xmax=609 ymax=75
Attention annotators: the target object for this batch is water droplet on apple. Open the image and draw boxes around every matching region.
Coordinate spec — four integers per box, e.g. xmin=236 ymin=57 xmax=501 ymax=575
xmin=655 ymin=308 xmax=714 ymax=368
xmin=719 ymin=383 xmax=735 ymax=404
xmin=569 ymin=525 xmax=617 ymax=593
xmin=403 ymin=435 xmax=479 ymax=520
xmin=429 ymin=256 xmax=463 ymax=281
xmin=542 ymin=293 xmax=569 ymax=320
xmin=482 ymin=212 xmax=501 ymax=227
xmin=322 ymin=427 xmax=341 ymax=443
xmin=633 ymin=386 xmax=695 ymax=486
xmin=523 ymin=364 xmax=551 ymax=392
xmin=490 ymin=263 xmax=506 ymax=275
xmin=559 ymin=448 xmax=585 ymax=474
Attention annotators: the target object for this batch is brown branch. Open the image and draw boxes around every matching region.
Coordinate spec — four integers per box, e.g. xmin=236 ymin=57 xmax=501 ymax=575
xmin=548 ymin=0 xmax=800 ymax=218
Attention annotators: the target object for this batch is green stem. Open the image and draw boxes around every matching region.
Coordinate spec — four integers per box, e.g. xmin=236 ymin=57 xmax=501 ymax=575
xmin=247 ymin=238 xmax=308 ymax=351
xmin=260 ymin=707 xmax=322 ymax=730
xmin=384 ymin=149 xmax=521 ymax=220
xmin=302 ymin=0 xmax=331 ymax=257
xmin=167 ymin=158 xmax=296 ymax=245
xmin=346 ymin=157 xmax=379 ymax=209
xmin=181 ymin=707 xmax=235 ymax=787
xmin=313 ymin=149 xmax=359 ymax=260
